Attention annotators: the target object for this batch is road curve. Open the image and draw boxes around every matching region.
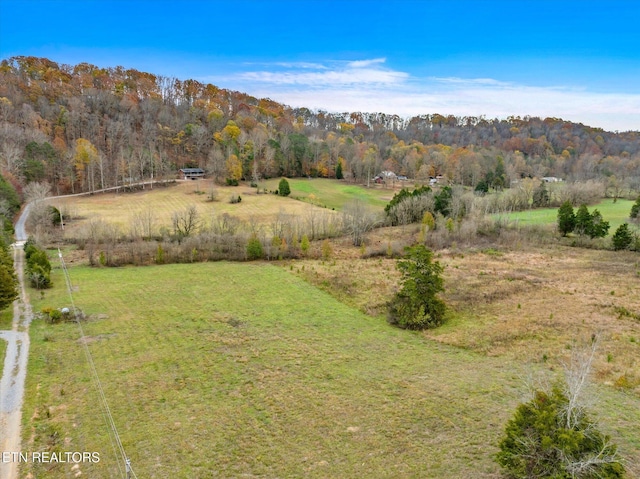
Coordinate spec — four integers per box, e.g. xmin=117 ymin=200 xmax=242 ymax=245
xmin=0 ymin=206 xmax=33 ymax=479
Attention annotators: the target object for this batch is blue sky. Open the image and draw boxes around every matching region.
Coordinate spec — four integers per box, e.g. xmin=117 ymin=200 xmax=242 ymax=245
xmin=1 ymin=0 xmax=639 ymax=131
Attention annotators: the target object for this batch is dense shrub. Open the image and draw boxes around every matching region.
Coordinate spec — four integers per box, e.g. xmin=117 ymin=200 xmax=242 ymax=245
xmin=0 ymin=242 xmax=18 ymax=311
xmin=385 ymin=187 xmax=431 ymax=220
xmin=630 ymin=196 xmax=640 ymax=220
xmin=557 ymin=201 xmax=576 ymax=236
xmin=278 ymin=178 xmax=291 ymax=197
xmin=246 ymin=235 xmax=264 ymax=260
xmin=612 ymin=223 xmax=633 ymax=251
xmin=497 ymin=385 xmax=624 ymax=479
xmin=387 ymin=245 xmax=446 ymax=330
xmin=575 ymin=204 xmax=610 ymax=238
xmin=532 ymin=181 xmax=550 ymax=207
xmin=24 ymin=238 xmax=52 ymax=289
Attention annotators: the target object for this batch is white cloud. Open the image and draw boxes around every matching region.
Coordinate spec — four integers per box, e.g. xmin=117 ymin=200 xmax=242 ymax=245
xmin=238 ymin=68 xmax=407 ymax=87
xmin=234 ymin=58 xmax=407 ymax=87
xmin=205 ymin=60 xmax=640 ymax=132
xmin=346 ymin=58 xmax=387 ymax=68
xmin=429 ymin=76 xmax=513 ymax=87
xmin=247 ymin=61 xmax=328 ymax=70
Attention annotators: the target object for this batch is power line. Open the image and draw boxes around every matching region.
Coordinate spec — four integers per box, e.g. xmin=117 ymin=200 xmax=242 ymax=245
xmin=58 ymin=249 xmax=138 ymax=479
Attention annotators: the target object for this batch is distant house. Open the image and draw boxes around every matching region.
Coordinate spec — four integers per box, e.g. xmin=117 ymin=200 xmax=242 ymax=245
xmin=179 ymin=168 xmax=205 ymax=180
xmin=542 ymin=176 xmax=562 ymax=183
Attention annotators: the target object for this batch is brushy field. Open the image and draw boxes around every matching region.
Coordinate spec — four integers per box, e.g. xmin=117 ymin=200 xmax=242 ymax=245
xmin=20 ymin=254 xmax=640 ymax=478
xmin=496 ymin=198 xmax=636 ymax=234
xmin=296 ymin=238 xmax=640 ymax=387
xmin=48 ymin=178 xmax=392 ymax=240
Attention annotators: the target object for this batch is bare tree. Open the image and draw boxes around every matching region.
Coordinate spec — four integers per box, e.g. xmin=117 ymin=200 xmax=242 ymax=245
xmin=562 ymin=335 xmax=599 ymax=430
xmin=559 ymin=335 xmax=625 ymax=476
xmin=172 ymin=206 xmax=200 ymax=240
xmin=342 ymin=200 xmax=381 ymax=246
xmin=25 ymin=182 xmax=55 ymax=236
xmin=130 ymin=207 xmax=157 ymax=239
xmin=23 ymin=181 xmax=52 ymax=202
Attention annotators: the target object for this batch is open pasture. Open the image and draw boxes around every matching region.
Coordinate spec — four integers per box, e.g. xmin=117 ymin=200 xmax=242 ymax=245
xmin=262 ymin=177 xmax=395 ymax=210
xmin=295 ymin=240 xmax=640 ymax=391
xmin=21 ymin=252 xmax=640 ymax=478
xmin=49 ymin=180 xmax=341 ymax=239
xmin=496 ymin=198 xmax=636 ymax=235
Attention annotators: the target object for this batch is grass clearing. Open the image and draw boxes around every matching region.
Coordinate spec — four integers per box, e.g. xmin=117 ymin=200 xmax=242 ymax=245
xmin=21 ymin=256 xmax=640 ymax=478
xmin=262 ymin=178 xmax=395 ymax=210
xmin=295 ymin=239 xmax=640 ymax=392
xmin=50 ymin=180 xmax=338 ymax=239
xmin=496 ymin=198 xmax=636 ymax=235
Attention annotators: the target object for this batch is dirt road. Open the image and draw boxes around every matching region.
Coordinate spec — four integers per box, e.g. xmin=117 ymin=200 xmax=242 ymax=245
xmin=0 ymin=205 xmax=33 ymax=479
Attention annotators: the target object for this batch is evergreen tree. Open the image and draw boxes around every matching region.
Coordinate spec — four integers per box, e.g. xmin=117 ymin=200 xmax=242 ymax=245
xmin=300 ymin=234 xmax=310 ymax=256
xmin=245 ymin=235 xmax=264 ymax=260
xmin=24 ymin=239 xmax=52 ymax=289
xmin=630 ymin=196 xmax=640 ymax=219
xmin=588 ymin=209 xmax=610 ymax=239
xmin=492 ymin=157 xmax=506 ymax=190
xmin=532 ymin=181 xmax=550 ymax=207
xmin=557 ymin=201 xmax=576 ymax=236
xmin=434 ymin=186 xmax=453 ymax=217
xmin=387 ymin=245 xmax=446 ymax=330
xmin=497 ymin=385 xmax=624 ymax=479
xmin=574 ymin=204 xmax=592 ymax=236
xmin=335 ymin=161 xmax=344 ymax=180
xmin=278 ymin=178 xmax=291 ymax=197
xmin=612 ymin=223 xmax=633 ymax=250
xmin=0 ymin=246 xmax=18 ymax=310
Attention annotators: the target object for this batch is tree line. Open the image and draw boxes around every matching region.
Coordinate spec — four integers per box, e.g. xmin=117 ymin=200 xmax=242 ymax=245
xmin=0 ymin=56 xmax=639 ymax=198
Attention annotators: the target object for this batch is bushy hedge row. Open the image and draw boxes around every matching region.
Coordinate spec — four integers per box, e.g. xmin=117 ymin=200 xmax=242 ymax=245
xmin=24 ymin=237 xmax=52 ymax=289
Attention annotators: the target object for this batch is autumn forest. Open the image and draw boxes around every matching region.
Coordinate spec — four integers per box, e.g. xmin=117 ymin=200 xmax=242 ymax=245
xmin=1 ymin=56 xmax=639 ymax=199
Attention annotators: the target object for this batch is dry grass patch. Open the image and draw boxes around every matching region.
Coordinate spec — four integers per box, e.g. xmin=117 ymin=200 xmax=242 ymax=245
xmin=49 ymin=180 xmax=337 ymax=239
xmin=289 ymin=239 xmax=640 ymax=396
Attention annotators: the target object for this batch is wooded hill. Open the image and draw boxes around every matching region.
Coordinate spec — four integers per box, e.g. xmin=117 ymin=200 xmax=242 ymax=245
xmin=1 ymin=56 xmax=639 ymax=196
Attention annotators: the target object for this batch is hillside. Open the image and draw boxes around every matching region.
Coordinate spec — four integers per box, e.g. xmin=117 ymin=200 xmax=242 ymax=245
xmin=1 ymin=56 xmax=639 ymax=198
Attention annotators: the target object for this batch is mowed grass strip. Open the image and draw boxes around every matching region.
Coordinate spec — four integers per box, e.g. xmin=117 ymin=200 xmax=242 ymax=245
xmin=25 ymin=261 xmax=556 ymax=478
xmin=0 ymin=307 xmax=12 ymax=329
xmin=0 ymin=335 xmax=6 ymax=377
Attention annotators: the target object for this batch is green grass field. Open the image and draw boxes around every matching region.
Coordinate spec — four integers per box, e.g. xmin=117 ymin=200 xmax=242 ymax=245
xmin=0 ymin=307 xmax=12 ymax=329
xmin=21 ymin=261 xmax=640 ymax=478
xmin=0 ymin=336 xmax=6 ymax=378
xmin=263 ymin=178 xmax=394 ymax=210
xmin=496 ymin=198 xmax=635 ymax=235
